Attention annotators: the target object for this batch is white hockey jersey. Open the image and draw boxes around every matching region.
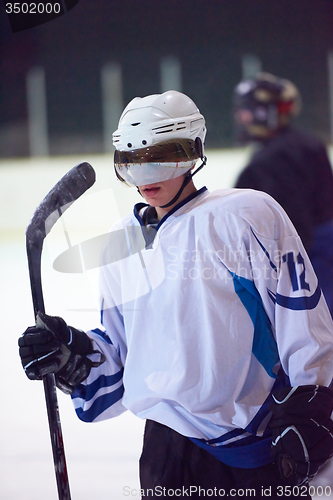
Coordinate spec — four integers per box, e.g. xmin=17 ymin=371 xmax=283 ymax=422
xmin=71 ymin=187 xmax=333 ymax=467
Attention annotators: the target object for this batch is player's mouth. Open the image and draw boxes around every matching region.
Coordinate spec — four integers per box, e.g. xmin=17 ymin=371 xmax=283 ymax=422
xmin=142 ymin=185 xmax=161 ymax=197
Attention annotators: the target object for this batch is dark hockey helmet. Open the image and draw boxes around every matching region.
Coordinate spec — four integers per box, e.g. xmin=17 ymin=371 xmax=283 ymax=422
xmin=233 ymin=72 xmax=301 ymax=142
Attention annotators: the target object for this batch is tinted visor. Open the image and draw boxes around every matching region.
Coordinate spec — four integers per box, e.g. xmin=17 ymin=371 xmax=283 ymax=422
xmin=114 ymin=139 xmax=200 ymax=167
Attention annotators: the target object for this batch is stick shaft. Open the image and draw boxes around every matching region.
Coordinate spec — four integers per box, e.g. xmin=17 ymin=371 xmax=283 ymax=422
xmin=25 ymin=162 xmax=95 ymax=499
xmin=43 ymin=374 xmax=71 ymax=500
xmin=26 ymin=232 xmax=72 ymax=500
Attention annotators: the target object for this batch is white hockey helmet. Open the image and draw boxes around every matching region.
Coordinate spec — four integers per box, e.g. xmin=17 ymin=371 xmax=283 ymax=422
xmin=113 ymin=90 xmax=206 ymax=186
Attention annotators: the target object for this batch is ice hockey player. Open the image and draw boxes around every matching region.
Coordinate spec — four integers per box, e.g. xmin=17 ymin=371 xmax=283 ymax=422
xmin=19 ymin=90 xmax=333 ymax=499
xmin=233 ymin=72 xmax=333 ymax=316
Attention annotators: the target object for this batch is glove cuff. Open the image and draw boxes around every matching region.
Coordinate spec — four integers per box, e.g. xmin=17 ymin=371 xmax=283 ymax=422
xmin=56 ymin=350 xmax=105 ymax=394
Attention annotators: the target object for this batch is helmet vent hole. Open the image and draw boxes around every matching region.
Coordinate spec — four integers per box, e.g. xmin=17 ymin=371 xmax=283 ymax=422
xmin=155 ymin=129 xmax=173 ymax=135
xmin=131 ymin=122 xmax=141 ymax=126
xmin=152 ymin=123 xmax=175 ymax=131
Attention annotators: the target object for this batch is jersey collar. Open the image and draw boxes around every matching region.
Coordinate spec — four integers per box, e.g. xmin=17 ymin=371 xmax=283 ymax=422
xmin=133 ymin=186 xmax=208 ymax=231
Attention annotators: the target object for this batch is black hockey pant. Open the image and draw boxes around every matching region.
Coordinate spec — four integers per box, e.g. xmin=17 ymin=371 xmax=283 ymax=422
xmin=139 ymin=420 xmax=311 ymax=500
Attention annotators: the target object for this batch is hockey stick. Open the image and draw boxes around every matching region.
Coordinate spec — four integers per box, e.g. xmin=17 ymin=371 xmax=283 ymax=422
xmin=25 ymin=162 xmax=96 ymax=500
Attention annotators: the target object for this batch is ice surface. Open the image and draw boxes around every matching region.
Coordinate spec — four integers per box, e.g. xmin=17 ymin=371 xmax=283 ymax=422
xmin=1 ymin=150 xmax=332 ymax=499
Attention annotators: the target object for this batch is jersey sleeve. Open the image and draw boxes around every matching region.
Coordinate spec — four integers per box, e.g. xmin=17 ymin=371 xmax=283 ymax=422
xmin=71 ymin=324 xmax=126 ymax=423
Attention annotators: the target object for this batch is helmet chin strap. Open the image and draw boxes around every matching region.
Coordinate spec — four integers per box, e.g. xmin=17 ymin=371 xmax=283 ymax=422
xmin=159 ymin=155 xmax=207 ymax=208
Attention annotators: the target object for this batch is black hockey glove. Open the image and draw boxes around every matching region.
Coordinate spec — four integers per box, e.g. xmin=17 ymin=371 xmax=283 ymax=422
xmin=269 ymin=385 xmax=333 ymax=486
xmin=19 ymin=312 xmax=105 ymax=394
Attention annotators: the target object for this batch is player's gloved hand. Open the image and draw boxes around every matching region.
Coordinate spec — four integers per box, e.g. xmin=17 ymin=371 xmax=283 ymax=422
xmin=269 ymin=385 xmax=333 ymax=486
xmin=19 ymin=312 xmax=105 ymax=394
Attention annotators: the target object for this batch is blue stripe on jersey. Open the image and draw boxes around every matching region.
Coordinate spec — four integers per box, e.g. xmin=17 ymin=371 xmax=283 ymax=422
xmin=250 ymin=227 xmax=277 ymax=272
xmin=190 ymin=434 xmax=273 ymax=468
xmin=91 ymin=327 xmax=113 ymax=345
xmin=231 ymin=272 xmax=279 ymax=378
xmin=72 ymin=369 xmax=124 ymax=403
xmin=100 ymin=300 xmax=106 ymax=329
xmin=206 ymin=427 xmax=246 ymax=446
xmin=74 ymin=385 xmax=125 ymax=422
